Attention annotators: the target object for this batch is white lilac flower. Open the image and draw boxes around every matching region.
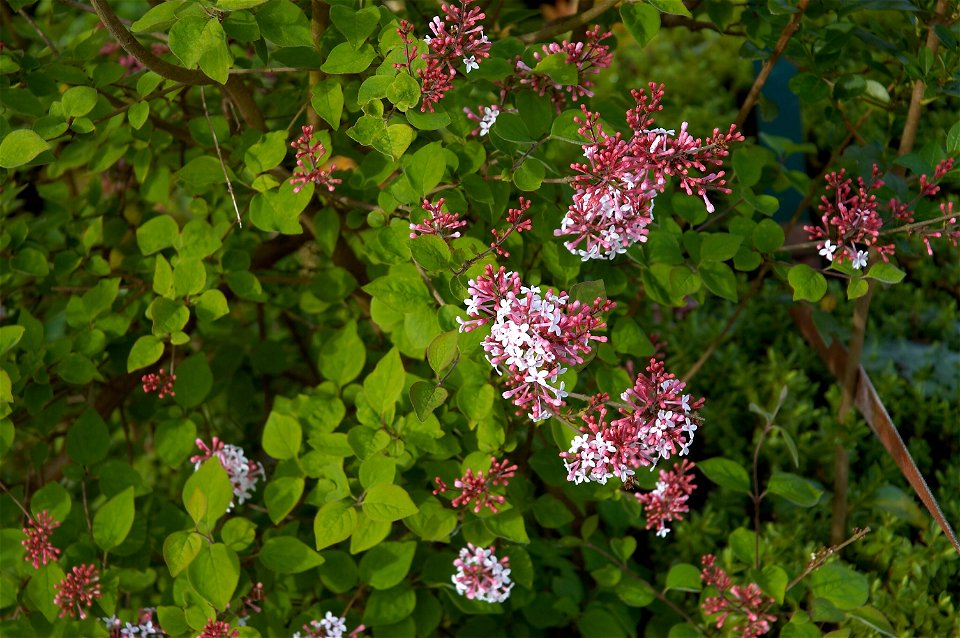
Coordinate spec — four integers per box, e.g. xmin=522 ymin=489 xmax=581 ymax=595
xmin=851 ymin=249 xmax=868 ymax=270
xmin=819 ymin=239 xmax=838 ymax=261
xmin=463 ymin=55 xmax=479 ymax=73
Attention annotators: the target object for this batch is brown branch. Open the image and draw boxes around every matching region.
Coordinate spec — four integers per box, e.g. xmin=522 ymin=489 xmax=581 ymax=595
xmin=898 ymin=0 xmax=949 ymax=158
xmin=734 ymin=0 xmax=809 ymax=129
xmin=17 ymin=7 xmax=59 ymax=55
xmin=518 ymin=0 xmax=620 ymax=44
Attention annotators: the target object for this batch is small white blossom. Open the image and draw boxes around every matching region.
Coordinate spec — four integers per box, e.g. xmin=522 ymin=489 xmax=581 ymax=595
xmin=464 ymin=56 xmax=479 ymax=73
xmin=819 ymin=239 xmax=838 ymax=261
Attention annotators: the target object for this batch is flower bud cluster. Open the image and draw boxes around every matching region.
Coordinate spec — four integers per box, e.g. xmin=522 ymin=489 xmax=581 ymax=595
xmin=141 ymin=369 xmax=175 ymax=398
xmin=293 ymin=611 xmax=365 ymax=638
xmin=290 ymin=125 xmax=341 ymax=194
xmin=198 ymin=619 xmax=239 ymax=638
xmin=635 ymin=459 xmax=697 ymax=537
xmin=21 ymin=510 xmax=60 ymax=569
xmin=514 ymin=26 xmax=613 ymax=112
xmin=452 ymin=544 xmax=514 ymax=603
xmin=191 ymin=437 xmax=266 ymax=509
xmin=701 ymin=554 xmax=777 ymax=638
xmin=459 ymin=265 xmax=614 ymax=421
xmin=410 ymin=198 xmax=468 ymax=240
xmin=102 ymin=608 xmax=162 ymax=637
xmin=556 ymin=84 xmax=742 ymax=260
xmin=416 ymin=0 xmax=491 ymax=112
xmin=53 ymin=563 xmax=102 ymax=620
xmin=434 ymin=456 xmax=518 ymax=513
xmin=562 ymin=358 xmax=702 ymax=485
xmin=806 ymin=159 xmax=957 ymax=267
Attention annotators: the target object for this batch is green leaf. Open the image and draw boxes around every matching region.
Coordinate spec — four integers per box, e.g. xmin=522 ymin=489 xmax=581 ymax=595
xmin=169 ymin=16 xmax=207 ymax=68
xmin=66 ymin=409 xmax=110 ymax=465
xmin=760 ymin=564 xmax=788 ymax=604
xmin=372 ymin=123 xmax=415 ymax=160
xmin=647 ymin=0 xmax=693 ymax=16
xmin=359 ymin=541 xmax=416 ymax=589
xmin=260 ymin=536 xmax=324 ymax=573
xmin=30 ymin=482 xmax=71 ymax=522
xmin=128 ymin=101 xmax=149 ymax=129
xmin=532 ymin=495 xmax=574 ymax=529
xmin=137 ymin=216 xmax=179 ymax=255
xmin=514 ymin=159 xmax=545 ymax=191
xmin=11 ymin=247 xmax=49 ymax=277
xmin=188 ymin=543 xmax=239 ymax=611
xmin=362 ymin=584 xmax=417 ymax=626
xmin=183 ymin=459 xmax=234 ymax=532
xmin=330 ymin=5 xmax=380 ymax=49
xmin=484 ymin=509 xmax=529 ymax=543
xmin=359 ymin=456 xmax=396 ymax=489
xmin=27 ymin=563 xmax=64 ymax=623
xmin=865 ymin=262 xmax=905 ymax=284
xmin=321 ymin=42 xmax=377 ymax=74
xmin=263 ymin=411 xmax=302 ymax=460
xmin=427 ymin=331 xmax=459 ymax=375
xmin=387 ymin=73 xmax=421 ymax=112
xmin=312 ymin=80 xmax=344 ymax=129
xmin=172 ymin=354 xmax=213 ymax=409
xmin=809 ymin=563 xmax=869 ymax=610
xmin=363 ymin=483 xmax=418 ymax=522
xmin=350 ymin=513 xmax=392 ymax=554
xmin=617 ymin=577 xmax=656 ymax=607
xmin=256 ymin=0 xmax=313 ymax=47
xmin=947 ymin=120 xmax=960 ymax=153
xmin=314 ymin=500 xmax=358 ymax=550
xmin=221 ymin=517 xmax=257 ymax=551
xmin=318 ymin=320 xmax=366 ymax=385
xmin=752 ymin=218 xmax=785 ymax=253
xmin=457 ymin=384 xmax=494 ymax=421
xmin=410 ymin=234 xmax=452 ymax=271
xmin=131 ymin=1 xmax=183 ymax=32
xmin=699 ymin=261 xmax=738 ymax=301
xmin=665 ymin=563 xmax=702 ymax=592
xmin=244 ymin=131 xmax=287 ymax=174
xmin=265 ymin=476 xmax=304 ymax=524
xmin=0 ymin=325 xmax=25 ymax=356
xmin=363 ymin=273 xmax=430 ymax=310
xmin=846 ymin=606 xmax=897 ymax=637
xmin=767 ymin=471 xmax=823 ymax=507
xmin=788 ymin=264 xmax=827 ymax=302
xmin=218 ymin=0 xmax=267 ymax=9
xmin=700 ymin=233 xmax=743 ymax=262
xmin=163 ymin=530 xmax=204 ymax=577
xmin=127 ymin=335 xmax=164 ymax=373
xmin=698 ymin=457 xmax=751 ymax=493
xmin=0 ymin=129 xmax=50 ymax=168
xmin=410 ymin=381 xmax=448 ymax=421
xmin=533 ymin=53 xmax=578 ymax=86
xmin=363 ymin=348 xmax=405 ymax=416
xmin=195 ymin=289 xmax=229 ymax=322
xmin=156 ymin=419 xmax=197 ymax=467
xmin=620 ymin=4 xmax=660 ymax=46
xmin=62 ymin=86 xmax=98 ymax=118
xmin=57 ymin=353 xmax=98 ymax=384
xmin=93 ymin=486 xmax=136 ymax=550
xmin=198 ymin=20 xmax=231 ymax=84
xmin=404 ymin=142 xmax=445 ymax=197
xmin=492 ymin=113 xmax=533 ymax=144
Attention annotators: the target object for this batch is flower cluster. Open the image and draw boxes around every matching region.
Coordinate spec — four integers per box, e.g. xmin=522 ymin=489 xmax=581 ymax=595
xmin=452 ymin=544 xmax=514 ymax=603
xmin=701 ymin=554 xmax=777 ymax=638
xmin=556 ymin=84 xmax=742 ymax=260
xmin=458 ymin=265 xmax=614 ymax=421
xmin=102 ymin=608 xmax=162 ymax=637
xmin=409 ymin=198 xmax=468 ymax=240
xmin=53 ymin=564 xmax=102 ymax=620
xmin=290 ymin=125 xmax=341 ymax=194
xmin=434 ymin=457 xmax=518 ymax=513
xmin=514 ymin=26 xmax=613 ymax=112
xmin=415 ymin=0 xmax=491 ymax=111
xmin=198 ymin=619 xmax=239 ymax=638
xmin=191 ymin=437 xmax=266 ymax=509
xmin=635 ymin=459 xmax=697 ymax=537
xmin=293 ymin=612 xmax=365 ymax=638
xmin=463 ymin=104 xmax=500 ymax=136
xmin=562 ymin=358 xmax=703 ymax=485
xmin=805 ymin=159 xmax=957 ymax=268
xmin=141 ymin=369 xmax=175 ymax=398
xmin=21 ymin=510 xmax=60 ymax=569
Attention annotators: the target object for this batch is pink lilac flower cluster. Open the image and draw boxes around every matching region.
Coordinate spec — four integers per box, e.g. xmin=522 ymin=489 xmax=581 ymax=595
xmin=463 ymin=104 xmax=500 ymax=137
xmin=556 ymin=84 xmax=742 ymax=260
xmin=452 ymin=544 xmax=514 ymax=603
xmin=293 ymin=612 xmax=365 ymax=638
xmin=410 ymin=198 xmax=468 ymax=240
xmin=21 ymin=510 xmax=61 ymax=569
xmin=562 ymin=359 xmax=703 ymax=485
xmin=514 ymin=26 xmax=613 ymax=112
xmin=409 ymin=0 xmax=491 ymax=111
xmin=102 ymin=608 xmax=162 ymax=637
xmin=433 ymin=457 xmax=518 ymax=513
xmin=635 ymin=459 xmax=697 ymax=537
xmin=191 ymin=437 xmax=266 ymax=509
xmin=198 ymin=619 xmax=239 ymax=638
xmin=701 ymin=554 xmax=777 ymax=638
xmin=53 ymin=564 xmax=102 ymax=620
xmin=458 ymin=265 xmax=614 ymax=421
xmin=805 ymin=159 xmax=957 ymax=268
xmin=290 ymin=125 xmax=341 ymax=194
xmin=141 ymin=369 xmax=175 ymax=398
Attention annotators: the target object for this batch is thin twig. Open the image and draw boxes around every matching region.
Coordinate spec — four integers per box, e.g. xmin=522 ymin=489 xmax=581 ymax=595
xmin=17 ymin=8 xmax=59 ymax=55
xmin=200 ymin=87 xmax=243 ymax=228
xmin=0 ymin=481 xmax=32 ymax=519
xmin=518 ymin=0 xmax=620 ymax=44
xmin=786 ymin=527 xmax=871 ymax=591
xmin=734 ymin=0 xmax=810 ymax=129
